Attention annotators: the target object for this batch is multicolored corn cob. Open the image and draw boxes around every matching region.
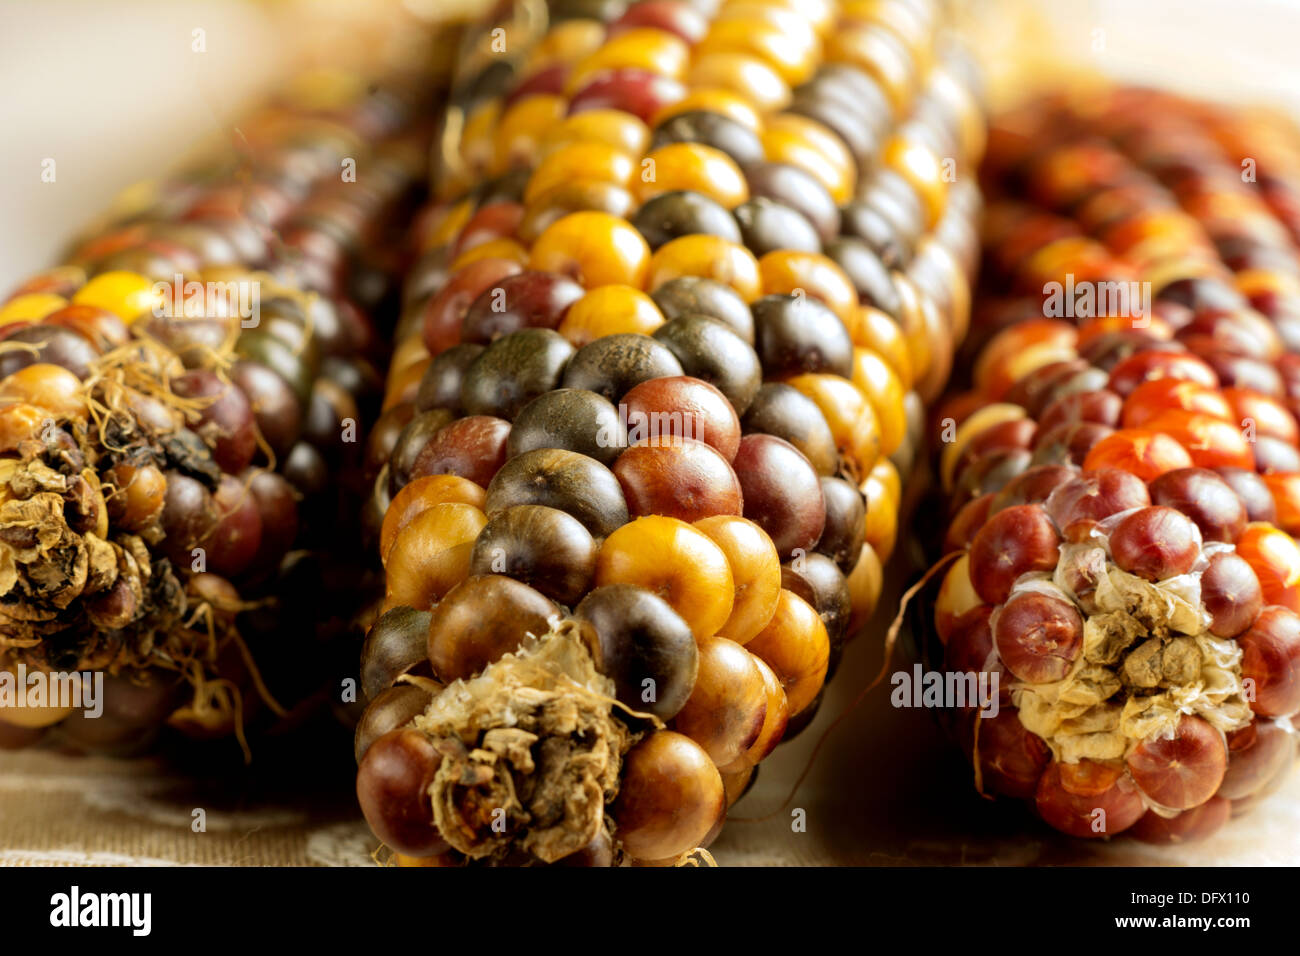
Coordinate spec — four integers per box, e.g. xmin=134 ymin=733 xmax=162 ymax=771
xmin=353 ymin=0 xmax=985 ymax=866
xmin=930 ymin=88 xmax=1300 ymax=842
xmin=0 ymin=68 xmax=436 ymax=756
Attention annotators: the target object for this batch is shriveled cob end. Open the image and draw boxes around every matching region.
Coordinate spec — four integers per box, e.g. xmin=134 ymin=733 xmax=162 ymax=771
xmin=0 ymin=280 xmax=300 ymax=749
xmin=0 ymin=73 xmax=432 ymax=753
xmin=411 ymin=620 xmax=634 ymax=862
xmin=355 ymin=0 xmax=984 ymax=866
xmin=1 ymin=345 xmax=227 ymax=660
xmin=932 ymin=89 xmax=1300 ymax=843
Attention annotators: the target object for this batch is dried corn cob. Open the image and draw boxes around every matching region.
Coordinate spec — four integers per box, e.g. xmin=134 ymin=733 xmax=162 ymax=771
xmin=0 ymin=68 xmax=436 ymax=755
xmin=929 ymin=89 xmax=1300 ymax=843
xmin=354 ymin=0 xmax=984 ymax=866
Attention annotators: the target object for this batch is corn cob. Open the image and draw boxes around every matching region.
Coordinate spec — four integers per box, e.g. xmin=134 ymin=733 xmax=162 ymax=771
xmin=0 ymin=69 xmax=435 ymax=755
xmin=930 ymin=89 xmax=1300 ymax=843
xmin=354 ymin=0 xmax=984 ymax=866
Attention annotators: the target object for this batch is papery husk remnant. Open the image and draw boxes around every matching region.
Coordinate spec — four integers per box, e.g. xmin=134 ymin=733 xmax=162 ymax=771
xmin=412 ymin=620 xmax=638 ymax=864
xmin=1016 ymin=554 xmax=1252 ymax=764
xmin=0 ymin=331 xmax=266 ymax=739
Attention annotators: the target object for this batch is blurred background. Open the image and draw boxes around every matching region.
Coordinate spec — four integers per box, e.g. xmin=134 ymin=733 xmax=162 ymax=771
xmin=8 ymin=0 xmax=1300 ymax=292
xmin=967 ymin=0 xmax=1300 ymax=114
xmin=0 ymin=0 xmax=483 ymax=291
